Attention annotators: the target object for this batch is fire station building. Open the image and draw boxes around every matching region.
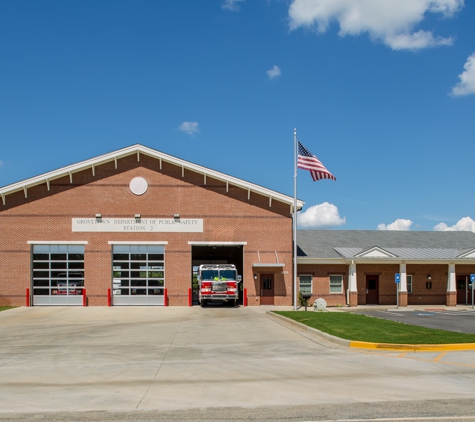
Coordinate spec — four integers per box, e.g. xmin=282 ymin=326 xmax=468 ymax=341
xmin=1 ymin=144 xmax=475 ymax=308
xmin=0 ymin=144 xmax=300 ymax=307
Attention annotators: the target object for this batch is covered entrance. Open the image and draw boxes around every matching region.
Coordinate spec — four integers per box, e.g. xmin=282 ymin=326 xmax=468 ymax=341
xmin=260 ymin=274 xmax=274 ymax=305
xmin=191 ymin=243 xmax=244 ymax=305
xmin=366 ymin=275 xmax=379 ymax=305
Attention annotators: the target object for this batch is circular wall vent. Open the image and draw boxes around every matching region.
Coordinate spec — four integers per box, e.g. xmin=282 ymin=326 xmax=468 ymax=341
xmin=129 ymin=177 xmax=148 ymax=195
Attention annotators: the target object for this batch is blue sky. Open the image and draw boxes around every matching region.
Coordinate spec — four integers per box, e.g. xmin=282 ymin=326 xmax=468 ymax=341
xmin=1 ymin=0 xmax=474 ymax=231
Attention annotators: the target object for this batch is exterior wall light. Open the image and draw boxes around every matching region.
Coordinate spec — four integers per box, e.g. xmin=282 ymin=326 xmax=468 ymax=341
xmin=254 ymin=274 xmax=257 ymax=280
xmin=427 ymin=275 xmax=431 ymax=280
xmin=95 ymin=214 xmax=102 ymax=219
xmin=135 ymin=214 xmax=141 ymax=220
xmin=174 ymin=214 xmax=180 ymax=219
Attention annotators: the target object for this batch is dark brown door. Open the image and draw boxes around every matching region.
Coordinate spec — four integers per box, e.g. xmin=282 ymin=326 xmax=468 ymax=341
xmin=260 ymin=274 xmax=274 ymax=305
xmin=457 ymin=276 xmax=467 ymax=305
xmin=366 ymin=276 xmax=379 ymax=304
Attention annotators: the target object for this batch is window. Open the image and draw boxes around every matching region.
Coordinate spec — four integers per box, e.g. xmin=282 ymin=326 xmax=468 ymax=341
xmin=397 ymin=275 xmax=413 ymax=293
xmin=299 ymin=275 xmax=312 ymax=293
xmin=407 ymin=275 xmax=413 ymax=294
xmin=330 ymin=275 xmax=343 ymax=293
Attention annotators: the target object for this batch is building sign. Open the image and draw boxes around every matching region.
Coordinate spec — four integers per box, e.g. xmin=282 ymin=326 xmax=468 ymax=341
xmin=72 ymin=218 xmax=203 ymax=233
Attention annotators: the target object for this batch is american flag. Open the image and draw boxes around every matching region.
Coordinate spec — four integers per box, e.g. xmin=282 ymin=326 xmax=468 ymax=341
xmin=297 ymin=141 xmax=336 ymax=182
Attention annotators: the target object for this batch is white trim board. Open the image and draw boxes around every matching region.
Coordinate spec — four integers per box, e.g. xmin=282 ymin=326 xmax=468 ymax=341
xmin=108 ymin=241 xmax=169 ymax=245
xmin=27 ymin=241 xmax=89 ymax=245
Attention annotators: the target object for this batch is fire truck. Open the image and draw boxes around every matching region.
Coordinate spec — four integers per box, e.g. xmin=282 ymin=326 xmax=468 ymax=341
xmin=197 ymin=264 xmax=241 ymax=307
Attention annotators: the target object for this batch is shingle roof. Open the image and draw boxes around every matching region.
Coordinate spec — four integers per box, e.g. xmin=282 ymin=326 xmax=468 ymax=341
xmin=297 ymin=230 xmax=475 ymax=259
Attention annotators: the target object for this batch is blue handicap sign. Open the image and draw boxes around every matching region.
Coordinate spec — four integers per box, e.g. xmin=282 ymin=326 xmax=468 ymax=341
xmin=471 ymin=274 xmax=475 ymax=283
xmin=395 ymin=273 xmax=401 ymax=284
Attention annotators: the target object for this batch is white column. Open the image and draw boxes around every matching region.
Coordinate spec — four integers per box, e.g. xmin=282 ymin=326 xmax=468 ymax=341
xmin=347 ymin=261 xmax=357 ymax=306
xmin=447 ymin=263 xmax=456 ymax=292
xmin=349 ymin=262 xmax=357 ymax=292
xmin=399 ymin=263 xmax=407 ymax=293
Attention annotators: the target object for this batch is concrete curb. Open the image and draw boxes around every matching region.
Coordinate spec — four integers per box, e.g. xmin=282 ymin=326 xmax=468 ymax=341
xmin=265 ymin=311 xmax=350 ymax=347
xmin=266 ymin=311 xmax=475 ymax=352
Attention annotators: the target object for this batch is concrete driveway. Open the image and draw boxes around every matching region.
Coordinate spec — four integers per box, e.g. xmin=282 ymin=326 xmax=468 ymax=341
xmin=1 ymin=306 xmax=475 ymax=418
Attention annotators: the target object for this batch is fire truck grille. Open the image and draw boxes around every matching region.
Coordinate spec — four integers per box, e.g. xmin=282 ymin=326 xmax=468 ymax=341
xmin=212 ymin=282 xmax=227 ymax=292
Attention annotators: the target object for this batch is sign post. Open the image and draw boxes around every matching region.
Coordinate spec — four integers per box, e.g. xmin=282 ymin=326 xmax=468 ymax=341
xmin=395 ymin=273 xmax=401 ymax=309
xmin=470 ymin=274 xmax=475 ymax=310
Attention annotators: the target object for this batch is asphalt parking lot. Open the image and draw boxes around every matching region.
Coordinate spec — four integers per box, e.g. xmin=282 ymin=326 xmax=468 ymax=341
xmin=0 ymin=306 xmax=475 ymax=420
xmin=352 ymin=308 xmax=475 ymax=334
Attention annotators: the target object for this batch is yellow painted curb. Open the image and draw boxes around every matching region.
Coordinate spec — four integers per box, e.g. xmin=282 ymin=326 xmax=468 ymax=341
xmin=350 ymin=341 xmax=475 ymax=352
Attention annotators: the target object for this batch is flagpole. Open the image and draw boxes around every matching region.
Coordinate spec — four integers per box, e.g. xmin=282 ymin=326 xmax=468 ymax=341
xmin=293 ymin=128 xmax=298 ymax=310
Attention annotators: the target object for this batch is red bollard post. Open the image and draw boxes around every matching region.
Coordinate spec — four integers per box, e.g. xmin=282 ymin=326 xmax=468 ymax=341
xmin=26 ymin=288 xmax=30 ymax=307
xmin=82 ymin=288 xmax=87 ymax=307
xmin=188 ymin=288 xmax=192 ymax=306
xmin=107 ymin=288 xmax=111 ymax=307
xmin=164 ymin=288 xmax=168 ymax=306
xmin=243 ymin=288 xmax=248 ymax=307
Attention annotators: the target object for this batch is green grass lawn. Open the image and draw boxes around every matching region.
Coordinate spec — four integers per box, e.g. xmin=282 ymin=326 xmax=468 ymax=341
xmin=0 ymin=307 xmax=15 ymax=312
xmin=274 ymin=311 xmax=475 ymax=344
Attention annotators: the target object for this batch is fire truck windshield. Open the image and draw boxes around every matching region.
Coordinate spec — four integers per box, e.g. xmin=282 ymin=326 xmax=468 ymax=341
xmin=219 ymin=270 xmax=236 ymax=280
xmin=201 ymin=270 xmax=219 ymax=280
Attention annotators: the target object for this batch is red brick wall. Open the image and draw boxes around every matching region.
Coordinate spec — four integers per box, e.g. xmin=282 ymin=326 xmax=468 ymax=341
xmin=293 ymin=263 xmax=472 ymax=307
xmin=296 ymin=264 xmax=348 ymax=307
xmin=0 ymin=154 xmax=293 ymax=306
xmin=356 ymin=264 xmax=399 ymax=305
xmin=406 ymin=264 xmax=447 ymax=305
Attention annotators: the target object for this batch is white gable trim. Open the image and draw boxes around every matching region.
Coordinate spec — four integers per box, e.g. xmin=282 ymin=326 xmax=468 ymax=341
xmin=457 ymin=248 xmax=475 ymax=258
xmin=0 ymin=144 xmax=304 ymax=209
xmin=354 ymin=246 xmax=398 ymax=258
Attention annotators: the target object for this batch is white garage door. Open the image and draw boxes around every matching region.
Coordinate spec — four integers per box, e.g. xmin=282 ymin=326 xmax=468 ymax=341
xmin=32 ymin=244 xmax=84 ymax=306
xmin=112 ymin=244 xmax=165 ymax=305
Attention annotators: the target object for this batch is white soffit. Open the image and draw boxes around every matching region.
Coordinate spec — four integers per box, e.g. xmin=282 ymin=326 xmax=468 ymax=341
xmin=457 ymin=248 xmax=475 ymax=258
xmin=0 ymin=144 xmax=303 ymax=209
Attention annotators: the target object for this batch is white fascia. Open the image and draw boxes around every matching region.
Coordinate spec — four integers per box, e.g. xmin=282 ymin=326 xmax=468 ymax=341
xmin=0 ymin=144 xmax=303 ymax=210
xmin=188 ymin=241 xmax=247 ymax=246
xmin=108 ymin=241 xmax=168 ymax=245
xmin=252 ymin=263 xmax=285 ymax=267
xmin=27 ymin=241 xmax=89 ymax=245
xmin=297 ymin=258 xmax=475 ymax=265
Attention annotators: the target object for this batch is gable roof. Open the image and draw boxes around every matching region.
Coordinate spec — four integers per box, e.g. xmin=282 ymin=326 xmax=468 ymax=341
xmin=298 ymin=230 xmax=475 ymax=261
xmin=0 ymin=144 xmax=303 ymax=209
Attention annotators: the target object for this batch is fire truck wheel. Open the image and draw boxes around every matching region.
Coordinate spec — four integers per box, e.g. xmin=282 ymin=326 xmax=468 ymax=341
xmin=200 ymin=299 xmax=207 ymax=308
xmin=229 ymin=299 xmax=235 ymax=307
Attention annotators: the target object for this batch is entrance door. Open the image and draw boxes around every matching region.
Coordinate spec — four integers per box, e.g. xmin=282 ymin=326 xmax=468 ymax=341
xmin=366 ymin=275 xmax=379 ymax=305
xmin=260 ymin=274 xmax=274 ymax=305
xmin=457 ymin=276 xmax=468 ymax=305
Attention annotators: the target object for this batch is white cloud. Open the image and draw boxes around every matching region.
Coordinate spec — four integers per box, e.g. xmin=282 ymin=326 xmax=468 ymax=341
xmin=288 ymin=0 xmax=463 ymax=50
xmin=178 ymin=122 xmax=199 ymax=136
xmin=222 ymin=0 xmax=245 ymax=11
xmin=377 ymin=219 xmax=413 ymax=231
xmin=298 ymin=202 xmax=346 ymax=228
xmin=266 ymin=65 xmax=282 ymax=79
xmin=451 ymin=53 xmax=475 ymax=96
xmin=434 ymin=216 xmax=475 ymax=231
